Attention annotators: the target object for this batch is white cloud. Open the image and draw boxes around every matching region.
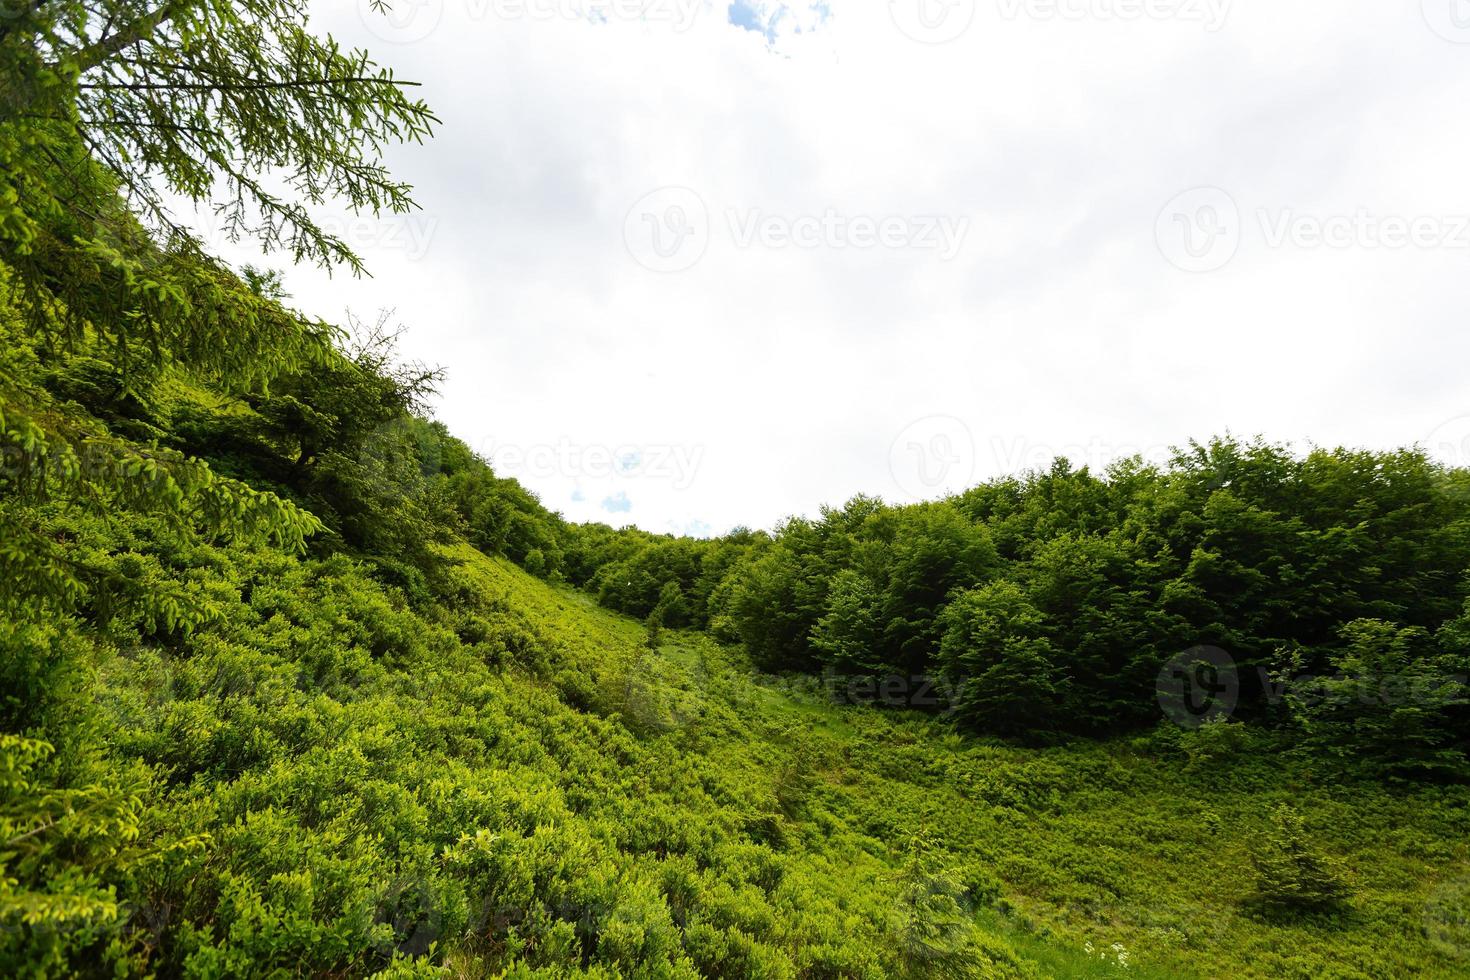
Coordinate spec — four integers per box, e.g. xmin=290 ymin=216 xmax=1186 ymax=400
xmin=222 ymin=0 xmax=1470 ymax=533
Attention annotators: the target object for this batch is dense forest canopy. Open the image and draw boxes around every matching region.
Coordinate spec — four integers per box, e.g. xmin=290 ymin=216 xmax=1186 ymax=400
xmin=564 ymin=445 xmax=1470 ymax=757
xmin=3 ymin=2 xmax=1469 ymax=978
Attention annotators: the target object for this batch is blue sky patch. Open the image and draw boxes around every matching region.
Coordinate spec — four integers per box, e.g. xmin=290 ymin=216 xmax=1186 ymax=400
xmin=727 ymin=1 xmax=831 ymax=46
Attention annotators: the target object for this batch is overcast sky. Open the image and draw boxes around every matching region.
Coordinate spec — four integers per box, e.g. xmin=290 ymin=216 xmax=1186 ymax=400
xmin=209 ymin=0 xmax=1470 ymax=536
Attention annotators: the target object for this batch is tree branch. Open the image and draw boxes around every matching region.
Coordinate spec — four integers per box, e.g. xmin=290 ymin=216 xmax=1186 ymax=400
xmin=79 ymin=75 xmax=422 ymax=92
xmin=68 ymin=1 xmax=189 ymax=75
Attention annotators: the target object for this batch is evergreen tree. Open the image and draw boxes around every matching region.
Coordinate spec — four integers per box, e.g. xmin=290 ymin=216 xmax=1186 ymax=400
xmin=1248 ymin=806 xmax=1350 ymax=917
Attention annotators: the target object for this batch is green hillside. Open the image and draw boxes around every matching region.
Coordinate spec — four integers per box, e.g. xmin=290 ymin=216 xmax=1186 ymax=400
xmin=4 ymin=4 xmax=1470 ymax=977
xmin=8 ymin=506 xmax=1469 ymax=976
xmin=445 ymin=547 xmax=1470 ymax=979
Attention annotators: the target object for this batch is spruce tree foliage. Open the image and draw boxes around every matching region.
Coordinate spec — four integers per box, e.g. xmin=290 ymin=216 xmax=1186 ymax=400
xmin=1 ymin=0 xmax=438 ymax=613
xmin=889 ymin=856 xmax=984 ymax=979
xmin=644 ymin=603 xmax=664 ymax=651
xmin=1247 ymin=806 xmax=1351 ymax=917
xmin=1 ymin=0 xmax=435 ymax=279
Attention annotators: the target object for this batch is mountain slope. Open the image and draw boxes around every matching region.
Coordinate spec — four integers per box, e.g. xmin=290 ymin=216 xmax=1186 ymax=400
xmin=1 ymin=293 xmax=1465 ymax=978
xmin=8 ymin=494 xmax=1470 ymax=977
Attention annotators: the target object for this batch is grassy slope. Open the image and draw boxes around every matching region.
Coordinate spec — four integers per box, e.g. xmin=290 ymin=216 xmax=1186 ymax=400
xmin=451 ymin=546 xmax=1470 ymax=979
xmin=65 ymin=526 xmax=1469 ymax=978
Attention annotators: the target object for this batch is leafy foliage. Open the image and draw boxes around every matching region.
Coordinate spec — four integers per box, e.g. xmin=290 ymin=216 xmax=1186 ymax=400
xmin=4 ymin=3 xmax=1469 ymax=977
